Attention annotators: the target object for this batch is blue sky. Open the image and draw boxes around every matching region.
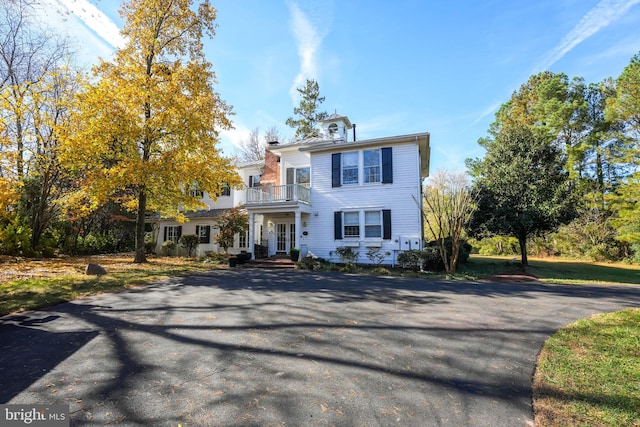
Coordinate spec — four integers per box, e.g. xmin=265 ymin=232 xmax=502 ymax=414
xmin=40 ymin=0 xmax=640 ymax=173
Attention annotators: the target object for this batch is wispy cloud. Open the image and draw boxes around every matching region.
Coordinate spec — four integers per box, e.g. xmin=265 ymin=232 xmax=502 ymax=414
xmin=287 ymin=1 xmax=329 ymax=104
xmin=53 ymin=0 xmax=126 ymax=50
xmin=532 ymin=0 xmax=640 ymax=74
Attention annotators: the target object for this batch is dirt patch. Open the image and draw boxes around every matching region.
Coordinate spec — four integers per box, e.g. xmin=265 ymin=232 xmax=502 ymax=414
xmin=484 ymin=273 xmax=539 ymax=283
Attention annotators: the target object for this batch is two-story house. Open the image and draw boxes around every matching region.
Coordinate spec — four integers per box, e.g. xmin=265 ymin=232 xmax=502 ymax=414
xmin=246 ymin=113 xmax=430 ymax=265
xmin=154 ymin=113 xmax=430 ymax=265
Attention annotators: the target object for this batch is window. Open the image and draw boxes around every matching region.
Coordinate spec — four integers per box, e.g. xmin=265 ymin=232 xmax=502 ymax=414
xmin=296 ymin=167 xmax=310 ymax=184
xmin=238 ymin=230 xmax=248 ymax=248
xmin=343 ymin=212 xmax=360 ymax=238
xmin=342 ymin=152 xmax=358 ymax=185
xmin=335 ymin=210 xmax=392 ymax=240
xmin=364 ymin=149 xmax=381 ymax=183
xmin=164 ymin=226 xmax=182 ymax=243
xmin=196 ymin=225 xmax=210 ymax=244
xmin=188 ymin=184 xmax=204 ymax=198
xmin=249 ymin=175 xmax=260 ymax=187
xmin=332 ymin=148 xmax=393 ymax=187
xmin=365 ymin=211 xmax=382 ymax=238
xmin=220 ymin=184 xmax=231 ymax=196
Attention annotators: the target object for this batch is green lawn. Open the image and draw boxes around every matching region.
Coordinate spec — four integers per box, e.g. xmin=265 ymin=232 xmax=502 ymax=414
xmin=460 ymin=255 xmax=640 ymax=285
xmin=533 ymin=309 xmax=640 ymax=426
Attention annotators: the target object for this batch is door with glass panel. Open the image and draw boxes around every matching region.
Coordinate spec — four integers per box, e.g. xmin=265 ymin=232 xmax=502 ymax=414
xmin=276 ymin=223 xmax=296 ymax=253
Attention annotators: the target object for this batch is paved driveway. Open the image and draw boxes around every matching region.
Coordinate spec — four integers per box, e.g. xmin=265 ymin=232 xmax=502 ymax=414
xmin=2 ymin=269 xmax=640 ymax=426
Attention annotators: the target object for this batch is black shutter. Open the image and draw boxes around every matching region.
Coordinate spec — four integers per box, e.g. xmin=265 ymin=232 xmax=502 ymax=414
xmin=382 ymin=147 xmax=393 ymax=183
xmin=332 ymin=153 xmax=341 ymax=187
xmin=382 ymin=210 xmax=392 ymax=240
xmin=334 ymin=211 xmax=342 ymax=240
xmin=177 ymin=226 xmax=182 ymax=239
xmin=163 ymin=227 xmax=168 ymax=241
xmin=196 ymin=225 xmax=200 ymax=242
xmin=204 ymin=225 xmax=211 ymax=244
xmin=249 ymin=176 xmax=253 ymax=188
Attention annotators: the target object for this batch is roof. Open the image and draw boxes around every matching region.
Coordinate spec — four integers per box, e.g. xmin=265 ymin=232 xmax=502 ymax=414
xmin=235 ymin=159 xmax=265 ymax=169
xmin=300 ymin=132 xmax=431 ymax=178
xmin=320 ymin=113 xmax=353 ymax=129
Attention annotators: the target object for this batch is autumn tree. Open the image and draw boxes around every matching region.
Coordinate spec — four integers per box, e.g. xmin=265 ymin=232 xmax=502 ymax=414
xmin=61 ymin=0 xmax=240 ymax=263
xmin=285 ymin=79 xmax=328 ymax=139
xmin=422 ymin=170 xmax=476 ymax=273
xmin=215 ymin=207 xmax=248 ymax=253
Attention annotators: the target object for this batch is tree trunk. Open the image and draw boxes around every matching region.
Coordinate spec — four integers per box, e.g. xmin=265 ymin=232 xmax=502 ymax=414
xmin=134 ymin=189 xmax=148 ymax=263
xmin=518 ymin=235 xmax=528 ymax=265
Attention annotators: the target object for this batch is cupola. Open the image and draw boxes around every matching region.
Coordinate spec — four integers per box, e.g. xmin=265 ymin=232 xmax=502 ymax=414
xmin=320 ymin=113 xmax=353 ymax=142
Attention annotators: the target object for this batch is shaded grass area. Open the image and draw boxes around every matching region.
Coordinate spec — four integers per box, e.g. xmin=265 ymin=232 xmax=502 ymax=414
xmin=459 ymin=255 xmax=640 ymax=285
xmin=0 ymin=255 xmax=220 ymax=316
xmin=533 ymin=309 xmax=640 ymax=426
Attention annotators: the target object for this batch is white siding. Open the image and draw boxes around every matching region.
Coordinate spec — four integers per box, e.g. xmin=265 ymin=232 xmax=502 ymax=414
xmin=306 ymin=142 xmax=423 ymax=265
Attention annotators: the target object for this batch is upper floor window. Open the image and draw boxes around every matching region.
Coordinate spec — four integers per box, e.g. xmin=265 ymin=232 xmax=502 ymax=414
xmin=332 ymin=147 xmax=393 ymax=187
xmin=219 ymin=183 xmax=231 ymax=197
xmin=188 ymin=184 xmax=204 ymax=198
xmin=296 ymin=167 xmax=310 ymax=184
xmin=249 ymin=175 xmax=260 ymax=187
xmin=342 ymin=152 xmax=358 ymax=185
xmin=364 ymin=149 xmax=381 ymax=183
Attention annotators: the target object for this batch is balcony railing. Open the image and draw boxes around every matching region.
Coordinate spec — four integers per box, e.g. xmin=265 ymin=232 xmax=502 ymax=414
xmin=246 ymin=184 xmax=310 ymax=205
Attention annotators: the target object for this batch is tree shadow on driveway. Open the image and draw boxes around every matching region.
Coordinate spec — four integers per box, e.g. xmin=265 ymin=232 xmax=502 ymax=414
xmin=2 ymin=269 xmax=640 ymax=426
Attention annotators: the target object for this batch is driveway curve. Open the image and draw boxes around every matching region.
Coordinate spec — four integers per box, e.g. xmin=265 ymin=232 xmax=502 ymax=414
xmin=2 ymin=269 xmax=639 ymax=426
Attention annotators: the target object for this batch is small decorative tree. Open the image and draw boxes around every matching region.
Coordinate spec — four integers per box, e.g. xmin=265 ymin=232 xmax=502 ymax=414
xmin=366 ymin=248 xmax=390 ymax=267
xmin=179 ymin=234 xmax=200 ymax=257
xmin=215 ymin=208 xmax=249 ymax=254
xmin=334 ymin=246 xmax=358 ymax=265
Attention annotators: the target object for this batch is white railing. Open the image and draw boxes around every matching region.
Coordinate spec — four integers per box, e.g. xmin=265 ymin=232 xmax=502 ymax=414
xmin=246 ymin=184 xmax=310 ymax=205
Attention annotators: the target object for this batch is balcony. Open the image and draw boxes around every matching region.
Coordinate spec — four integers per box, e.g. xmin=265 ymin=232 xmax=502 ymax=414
xmin=246 ymin=184 xmax=310 ymax=206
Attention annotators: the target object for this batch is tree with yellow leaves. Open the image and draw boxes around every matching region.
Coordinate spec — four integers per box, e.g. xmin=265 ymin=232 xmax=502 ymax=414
xmin=61 ymin=0 xmax=240 ymax=263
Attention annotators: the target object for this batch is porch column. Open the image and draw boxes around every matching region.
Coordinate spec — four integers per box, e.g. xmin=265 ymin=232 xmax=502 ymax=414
xmin=248 ymin=212 xmax=255 ymax=259
xmin=294 ymin=210 xmax=301 ymax=249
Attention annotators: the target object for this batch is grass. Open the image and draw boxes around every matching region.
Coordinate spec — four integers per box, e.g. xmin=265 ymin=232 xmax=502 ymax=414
xmin=0 ymin=254 xmax=222 ymax=316
xmin=533 ymin=308 xmax=640 ymax=426
xmin=459 ymin=255 xmax=640 ymax=285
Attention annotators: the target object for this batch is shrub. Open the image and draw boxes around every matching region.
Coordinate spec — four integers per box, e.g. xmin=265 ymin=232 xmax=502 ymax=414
xmin=334 ymin=246 xmax=358 ymax=264
xmin=297 ymin=257 xmax=333 ymax=271
xmin=161 ymin=240 xmax=176 ymax=256
xmin=397 ymin=250 xmax=422 ymax=271
xmin=179 ymin=234 xmax=200 ymax=257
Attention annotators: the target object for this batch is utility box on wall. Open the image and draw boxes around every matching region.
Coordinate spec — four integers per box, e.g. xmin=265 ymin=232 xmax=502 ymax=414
xmin=399 ymin=236 xmax=421 ymax=251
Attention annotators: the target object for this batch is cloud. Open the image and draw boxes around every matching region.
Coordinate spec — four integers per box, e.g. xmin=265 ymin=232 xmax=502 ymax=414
xmin=532 ymin=0 xmax=640 ymax=74
xmin=287 ymin=1 xmax=329 ymax=103
xmin=54 ymin=0 xmax=126 ymax=50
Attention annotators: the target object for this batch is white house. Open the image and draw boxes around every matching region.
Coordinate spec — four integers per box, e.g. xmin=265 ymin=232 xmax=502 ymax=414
xmin=246 ymin=113 xmax=430 ymax=265
xmin=154 ymin=113 xmax=430 ymax=265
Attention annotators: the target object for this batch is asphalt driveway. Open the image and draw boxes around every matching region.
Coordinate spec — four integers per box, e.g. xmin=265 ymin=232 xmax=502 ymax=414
xmin=2 ymin=269 xmax=640 ymax=426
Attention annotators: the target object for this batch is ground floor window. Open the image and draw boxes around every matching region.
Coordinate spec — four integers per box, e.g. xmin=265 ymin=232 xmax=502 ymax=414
xmin=164 ymin=226 xmax=182 ymax=243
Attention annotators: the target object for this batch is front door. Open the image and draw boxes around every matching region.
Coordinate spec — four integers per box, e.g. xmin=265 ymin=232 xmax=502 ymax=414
xmin=276 ymin=223 xmax=296 ymax=253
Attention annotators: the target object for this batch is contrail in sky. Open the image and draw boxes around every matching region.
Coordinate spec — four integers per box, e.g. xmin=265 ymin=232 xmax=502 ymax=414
xmin=532 ymin=0 xmax=640 ymax=74
xmin=53 ymin=0 xmax=126 ymax=50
